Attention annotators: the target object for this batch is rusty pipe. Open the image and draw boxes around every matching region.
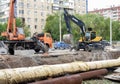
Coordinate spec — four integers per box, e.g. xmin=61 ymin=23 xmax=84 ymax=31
xmin=28 ymin=69 xmax=108 ymax=84
xmin=28 ymin=74 xmax=82 ymax=84
xmin=80 ymin=69 xmax=108 ymax=80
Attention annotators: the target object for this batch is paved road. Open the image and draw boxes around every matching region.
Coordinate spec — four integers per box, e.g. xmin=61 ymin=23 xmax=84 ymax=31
xmin=15 ymin=48 xmax=76 ymax=57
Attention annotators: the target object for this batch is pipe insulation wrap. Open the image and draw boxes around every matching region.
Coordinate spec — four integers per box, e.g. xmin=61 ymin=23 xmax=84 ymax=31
xmin=0 ymin=59 xmax=120 ymax=84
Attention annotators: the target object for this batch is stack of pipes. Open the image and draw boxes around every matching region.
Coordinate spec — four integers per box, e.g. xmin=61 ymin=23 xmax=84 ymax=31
xmin=0 ymin=58 xmax=120 ymax=84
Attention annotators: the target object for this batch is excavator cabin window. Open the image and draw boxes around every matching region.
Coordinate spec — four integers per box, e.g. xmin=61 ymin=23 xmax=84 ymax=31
xmin=85 ymin=31 xmax=96 ymax=41
xmin=91 ymin=32 xmax=96 ymax=40
xmin=85 ymin=32 xmax=91 ymax=41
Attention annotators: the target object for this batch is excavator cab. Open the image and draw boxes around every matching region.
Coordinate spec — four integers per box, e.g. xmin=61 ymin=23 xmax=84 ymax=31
xmin=85 ymin=31 xmax=96 ymax=41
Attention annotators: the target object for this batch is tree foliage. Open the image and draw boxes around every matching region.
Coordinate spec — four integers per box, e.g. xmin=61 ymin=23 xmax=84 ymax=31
xmin=44 ymin=12 xmax=120 ymax=42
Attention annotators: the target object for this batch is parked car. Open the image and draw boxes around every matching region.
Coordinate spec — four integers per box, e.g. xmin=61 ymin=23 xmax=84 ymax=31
xmin=54 ymin=41 xmax=71 ymax=49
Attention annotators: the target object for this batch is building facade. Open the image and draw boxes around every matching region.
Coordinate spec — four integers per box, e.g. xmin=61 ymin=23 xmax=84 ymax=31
xmin=0 ymin=0 xmax=88 ymax=36
xmin=52 ymin=0 xmax=88 ymax=14
xmin=17 ymin=0 xmax=53 ymax=36
xmin=89 ymin=6 xmax=120 ymax=21
xmin=0 ymin=0 xmax=9 ymax=23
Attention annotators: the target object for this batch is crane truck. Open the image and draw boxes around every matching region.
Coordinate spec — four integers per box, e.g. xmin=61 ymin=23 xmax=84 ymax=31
xmin=63 ymin=8 xmax=108 ymax=51
xmin=1 ymin=0 xmax=53 ymax=55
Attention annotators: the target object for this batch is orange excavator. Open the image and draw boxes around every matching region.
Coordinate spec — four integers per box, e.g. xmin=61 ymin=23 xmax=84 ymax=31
xmin=1 ymin=0 xmax=53 ymax=55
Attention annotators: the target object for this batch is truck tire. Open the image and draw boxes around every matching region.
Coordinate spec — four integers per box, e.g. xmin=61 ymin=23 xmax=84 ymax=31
xmin=84 ymin=45 xmax=92 ymax=52
xmin=74 ymin=43 xmax=80 ymax=51
xmin=8 ymin=48 xmax=14 ymax=55
xmin=34 ymin=46 xmax=40 ymax=53
xmin=34 ymin=49 xmax=40 ymax=53
xmin=16 ymin=46 xmax=24 ymax=50
xmin=42 ymin=44 xmax=49 ymax=53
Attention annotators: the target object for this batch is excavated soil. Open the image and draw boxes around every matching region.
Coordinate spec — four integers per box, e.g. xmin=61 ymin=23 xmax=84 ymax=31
xmin=0 ymin=50 xmax=120 ymax=69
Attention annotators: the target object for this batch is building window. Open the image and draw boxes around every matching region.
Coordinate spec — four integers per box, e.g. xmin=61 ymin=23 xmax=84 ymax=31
xmin=41 ymin=12 xmax=44 ymax=16
xmin=41 ymin=5 xmax=44 ymax=10
xmin=47 ymin=6 xmax=49 ymax=10
xmin=34 ymin=11 xmax=37 ymax=15
xmin=27 ymin=10 xmax=31 ymax=15
xmin=27 ymin=3 xmax=31 ymax=8
xmin=28 ymin=25 xmax=30 ymax=28
xmin=53 ymin=0 xmax=59 ymax=4
xmin=34 ymin=4 xmax=37 ymax=9
xmin=27 ymin=18 xmax=31 ymax=23
xmin=19 ymin=2 xmax=24 ymax=8
xmin=35 ymin=25 xmax=37 ymax=29
xmin=35 ymin=18 xmax=38 ymax=22
xmin=19 ymin=10 xmax=24 ymax=14
xmin=41 ymin=19 xmax=44 ymax=22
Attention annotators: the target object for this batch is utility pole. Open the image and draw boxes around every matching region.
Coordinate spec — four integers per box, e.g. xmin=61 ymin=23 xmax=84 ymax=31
xmin=110 ymin=6 xmax=113 ymax=47
xmin=59 ymin=9 xmax=62 ymax=42
xmin=59 ymin=0 xmax=63 ymax=42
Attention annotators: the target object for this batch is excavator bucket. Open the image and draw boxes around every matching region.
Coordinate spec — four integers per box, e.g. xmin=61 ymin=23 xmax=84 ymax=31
xmin=63 ymin=34 xmax=73 ymax=44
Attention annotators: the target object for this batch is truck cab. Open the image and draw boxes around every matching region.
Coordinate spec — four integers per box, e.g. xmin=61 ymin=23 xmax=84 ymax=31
xmin=37 ymin=33 xmax=53 ymax=48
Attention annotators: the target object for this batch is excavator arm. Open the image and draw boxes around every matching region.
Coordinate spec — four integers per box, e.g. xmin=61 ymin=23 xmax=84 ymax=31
xmin=63 ymin=8 xmax=86 ymax=36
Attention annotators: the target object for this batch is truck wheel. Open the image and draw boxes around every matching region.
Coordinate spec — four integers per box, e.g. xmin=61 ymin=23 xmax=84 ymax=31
xmin=35 ymin=49 xmax=40 ymax=53
xmin=8 ymin=48 xmax=14 ymax=55
xmin=74 ymin=43 xmax=80 ymax=51
xmin=85 ymin=45 xmax=92 ymax=52
xmin=42 ymin=44 xmax=49 ymax=53
xmin=16 ymin=46 xmax=24 ymax=50
xmin=34 ymin=46 xmax=40 ymax=53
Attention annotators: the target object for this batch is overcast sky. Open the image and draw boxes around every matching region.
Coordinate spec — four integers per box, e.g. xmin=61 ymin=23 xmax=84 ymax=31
xmin=88 ymin=0 xmax=120 ymax=11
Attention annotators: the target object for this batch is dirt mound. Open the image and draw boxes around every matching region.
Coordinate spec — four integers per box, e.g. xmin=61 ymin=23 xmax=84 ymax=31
xmin=0 ymin=51 xmax=120 ymax=69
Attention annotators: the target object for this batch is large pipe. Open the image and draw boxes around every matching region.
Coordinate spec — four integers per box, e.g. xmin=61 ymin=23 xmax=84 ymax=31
xmin=28 ymin=69 xmax=108 ymax=84
xmin=80 ymin=69 xmax=108 ymax=80
xmin=0 ymin=59 xmax=120 ymax=84
xmin=28 ymin=74 xmax=82 ymax=84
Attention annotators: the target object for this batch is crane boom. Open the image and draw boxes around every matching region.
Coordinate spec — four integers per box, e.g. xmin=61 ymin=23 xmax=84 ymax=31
xmin=1 ymin=0 xmax=25 ymax=40
xmin=7 ymin=0 xmax=16 ymax=35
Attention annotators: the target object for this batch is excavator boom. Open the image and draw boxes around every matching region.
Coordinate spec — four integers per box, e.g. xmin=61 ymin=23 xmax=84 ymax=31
xmin=64 ymin=8 xmax=86 ymax=35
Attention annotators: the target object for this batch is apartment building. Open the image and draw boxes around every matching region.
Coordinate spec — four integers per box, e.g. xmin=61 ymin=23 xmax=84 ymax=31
xmin=17 ymin=0 xmax=53 ymax=36
xmin=0 ymin=0 xmax=9 ymax=23
xmin=0 ymin=0 xmax=88 ymax=36
xmin=52 ymin=0 xmax=88 ymax=14
xmin=89 ymin=6 xmax=120 ymax=21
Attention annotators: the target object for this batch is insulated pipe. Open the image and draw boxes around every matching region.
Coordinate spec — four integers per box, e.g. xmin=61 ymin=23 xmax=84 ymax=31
xmin=28 ymin=69 xmax=107 ymax=84
xmin=0 ymin=59 xmax=120 ymax=84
